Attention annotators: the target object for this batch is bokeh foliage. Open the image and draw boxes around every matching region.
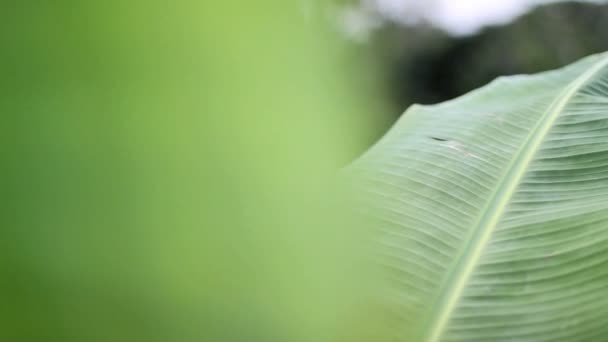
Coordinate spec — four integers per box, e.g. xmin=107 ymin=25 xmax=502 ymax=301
xmin=1 ymin=2 xmax=385 ymax=341
xmin=369 ymin=1 xmax=608 ymax=117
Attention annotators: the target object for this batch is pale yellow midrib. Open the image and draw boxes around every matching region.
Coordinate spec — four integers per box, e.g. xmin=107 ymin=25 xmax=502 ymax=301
xmin=423 ymin=55 xmax=608 ymax=342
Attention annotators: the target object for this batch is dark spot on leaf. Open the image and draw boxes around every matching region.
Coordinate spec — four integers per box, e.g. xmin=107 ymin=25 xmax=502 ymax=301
xmin=430 ymin=137 xmax=449 ymax=142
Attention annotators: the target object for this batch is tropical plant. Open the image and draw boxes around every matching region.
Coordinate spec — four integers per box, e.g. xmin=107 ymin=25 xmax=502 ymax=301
xmin=348 ymin=52 xmax=608 ymax=341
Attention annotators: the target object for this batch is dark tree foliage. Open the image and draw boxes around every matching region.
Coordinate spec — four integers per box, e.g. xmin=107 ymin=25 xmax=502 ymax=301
xmin=371 ymin=2 xmax=608 ymax=118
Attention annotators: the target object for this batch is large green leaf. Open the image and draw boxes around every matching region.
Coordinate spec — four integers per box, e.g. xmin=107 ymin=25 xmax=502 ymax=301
xmin=349 ymin=52 xmax=608 ymax=341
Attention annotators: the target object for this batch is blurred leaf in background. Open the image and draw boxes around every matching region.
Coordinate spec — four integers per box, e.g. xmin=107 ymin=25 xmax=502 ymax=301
xmin=0 ymin=1 xmax=388 ymax=341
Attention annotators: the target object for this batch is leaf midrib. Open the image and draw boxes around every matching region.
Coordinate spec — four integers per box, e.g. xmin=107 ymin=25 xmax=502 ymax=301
xmin=420 ymin=55 xmax=608 ymax=342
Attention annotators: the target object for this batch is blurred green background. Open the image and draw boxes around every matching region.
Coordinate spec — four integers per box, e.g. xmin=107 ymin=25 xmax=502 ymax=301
xmin=1 ymin=1 xmax=382 ymax=341
xmin=2 ymin=1 xmax=608 ymax=341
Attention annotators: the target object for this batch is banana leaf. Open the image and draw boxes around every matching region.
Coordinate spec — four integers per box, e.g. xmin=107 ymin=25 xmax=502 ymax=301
xmin=349 ymin=52 xmax=608 ymax=342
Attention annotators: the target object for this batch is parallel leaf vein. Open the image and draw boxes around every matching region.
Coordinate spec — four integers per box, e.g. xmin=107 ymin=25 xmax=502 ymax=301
xmin=421 ymin=55 xmax=608 ymax=342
